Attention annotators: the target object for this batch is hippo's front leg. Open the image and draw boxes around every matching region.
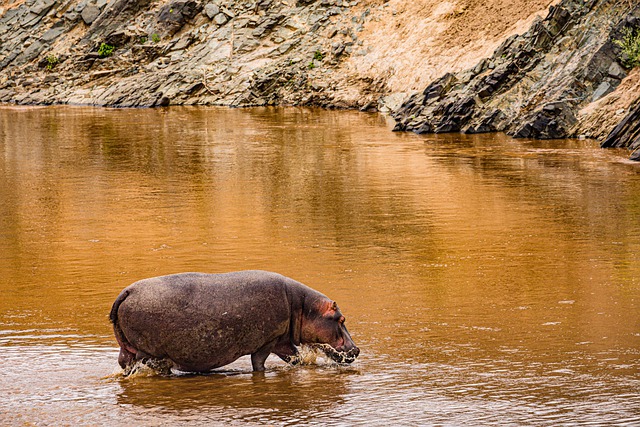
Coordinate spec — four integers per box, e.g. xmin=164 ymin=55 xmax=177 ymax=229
xmin=251 ymin=340 xmax=279 ymax=372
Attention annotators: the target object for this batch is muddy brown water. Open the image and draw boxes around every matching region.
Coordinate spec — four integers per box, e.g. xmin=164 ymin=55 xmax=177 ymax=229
xmin=0 ymin=106 xmax=639 ymax=426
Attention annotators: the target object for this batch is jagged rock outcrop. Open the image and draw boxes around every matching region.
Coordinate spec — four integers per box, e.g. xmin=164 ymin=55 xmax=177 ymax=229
xmin=601 ymin=100 xmax=640 ymax=159
xmin=0 ymin=0 xmax=385 ymax=108
xmin=391 ymin=0 xmax=640 ymax=147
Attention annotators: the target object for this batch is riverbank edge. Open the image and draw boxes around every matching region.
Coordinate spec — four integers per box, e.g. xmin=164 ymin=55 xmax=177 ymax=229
xmin=0 ymin=0 xmax=639 ymax=159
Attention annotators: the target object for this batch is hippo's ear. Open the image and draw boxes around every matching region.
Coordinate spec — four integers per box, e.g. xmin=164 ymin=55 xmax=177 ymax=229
xmin=321 ymin=300 xmax=338 ymax=316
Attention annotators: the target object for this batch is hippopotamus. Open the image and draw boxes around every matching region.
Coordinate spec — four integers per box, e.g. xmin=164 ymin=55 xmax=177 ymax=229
xmin=109 ymin=270 xmax=359 ymax=373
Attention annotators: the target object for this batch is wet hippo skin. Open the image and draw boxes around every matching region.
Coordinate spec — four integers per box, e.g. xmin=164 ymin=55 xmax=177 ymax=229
xmin=110 ymin=270 xmax=359 ymax=373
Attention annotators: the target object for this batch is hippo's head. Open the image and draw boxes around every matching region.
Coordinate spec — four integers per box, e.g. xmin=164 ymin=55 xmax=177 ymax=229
xmin=301 ymin=300 xmax=360 ymax=364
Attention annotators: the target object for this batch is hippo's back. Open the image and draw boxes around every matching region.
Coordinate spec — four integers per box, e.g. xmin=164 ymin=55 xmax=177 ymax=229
xmin=112 ymin=270 xmax=293 ymax=371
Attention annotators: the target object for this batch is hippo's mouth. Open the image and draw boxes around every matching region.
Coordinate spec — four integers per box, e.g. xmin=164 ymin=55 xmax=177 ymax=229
xmin=311 ymin=344 xmax=360 ymax=364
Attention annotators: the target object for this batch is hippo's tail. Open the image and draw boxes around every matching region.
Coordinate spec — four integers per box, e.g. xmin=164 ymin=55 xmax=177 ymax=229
xmin=110 ymin=289 xmax=139 ymax=368
xmin=109 ymin=289 xmax=130 ymax=325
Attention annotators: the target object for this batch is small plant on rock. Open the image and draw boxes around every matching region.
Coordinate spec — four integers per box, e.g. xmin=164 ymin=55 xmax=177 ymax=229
xmin=614 ymin=27 xmax=640 ymax=68
xmin=98 ymin=43 xmax=115 ymax=58
xmin=45 ymin=54 xmax=59 ymax=70
xmin=313 ymin=50 xmax=324 ymax=61
xmin=152 ymin=33 xmax=161 ymax=43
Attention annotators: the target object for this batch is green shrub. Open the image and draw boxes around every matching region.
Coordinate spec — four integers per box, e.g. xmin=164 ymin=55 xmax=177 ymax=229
xmin=45 ymin=54 xmax=58 ymax=70
xmin=98 ymin=43 xmax=115 ymax=58
xmin=313 ymin=50 xmax=324 ymax=61
xmin=614 ymin=27 xmax=640 ymax=68
xmin=152 ymin=33 xmax=161 ymax=43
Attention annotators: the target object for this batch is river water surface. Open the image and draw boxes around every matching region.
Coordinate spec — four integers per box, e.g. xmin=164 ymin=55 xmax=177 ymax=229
xmin=0 ymin=106 xmax=639 ymax=426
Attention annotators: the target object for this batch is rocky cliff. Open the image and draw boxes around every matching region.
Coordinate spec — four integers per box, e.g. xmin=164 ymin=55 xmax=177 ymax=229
xmin=391 ymin=0 xmax=640 ymax=159
xmin=0 ymin=0 xmax=639 ymax=158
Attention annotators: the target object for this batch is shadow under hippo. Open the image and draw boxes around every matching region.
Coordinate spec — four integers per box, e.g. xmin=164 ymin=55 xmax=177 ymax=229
xmin=109 ymin=270 xmax=359 ymax=374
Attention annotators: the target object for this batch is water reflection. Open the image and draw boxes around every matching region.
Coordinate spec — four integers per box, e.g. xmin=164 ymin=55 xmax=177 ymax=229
xmin=0 ymin=106 xmax=639 ymax=425
xmin=115 ymin=366 xmax=356 ymax=421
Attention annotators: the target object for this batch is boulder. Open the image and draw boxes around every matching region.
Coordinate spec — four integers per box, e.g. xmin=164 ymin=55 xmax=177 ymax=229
xmin=41 ymin=27 xmax=65 ymax=42
xmin=602 ymin=103 xmax=640 ymax=154
xmin=81 ymin=4 xmax=102 ymax=25
xmin=591 ymin=80 xmax=613 ymax=102
xmin=608 ymin=61 xmax=626 ymax=80
xmin=213 ymin=12 xmax=228 ymax=26
xmin=157 ymin=0 xmax=202 ymax=35
xmin=203 ymin=3 xmax=219 ymax=19
xmin=81 ymin=0 xmax=153 ymax=44
xmin=30 ymin=0 xmax=56 ymax=16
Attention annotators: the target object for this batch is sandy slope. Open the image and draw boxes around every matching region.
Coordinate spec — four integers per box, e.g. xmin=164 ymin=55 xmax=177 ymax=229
xmin=347 ymin=0 xmax=556 ymax=93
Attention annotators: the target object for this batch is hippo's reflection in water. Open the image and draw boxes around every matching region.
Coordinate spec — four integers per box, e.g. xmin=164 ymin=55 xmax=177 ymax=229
xmin=114 ymin=362 xmax=357 ymax=418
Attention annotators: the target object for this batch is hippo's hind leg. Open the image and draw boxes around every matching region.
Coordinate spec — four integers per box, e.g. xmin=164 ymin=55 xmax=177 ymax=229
xmin=120 ymin=348 xmax=173 ymax=376
xmin=118 ymin=346 xmax=136 ymax=369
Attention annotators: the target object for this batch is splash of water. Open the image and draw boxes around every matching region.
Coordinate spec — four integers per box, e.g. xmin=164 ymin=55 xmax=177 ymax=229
xmin=105 ymin=345 xmax=355 ymax=379
xmin=308 ymin=343 xmax=359 ymax=364
xmin=106 ymin=358 xmax=174 ymax=378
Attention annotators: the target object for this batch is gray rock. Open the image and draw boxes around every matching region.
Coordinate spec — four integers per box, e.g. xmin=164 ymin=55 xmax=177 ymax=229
xmin=63 ymin=11 xmax=78 ymax=21
xmin=75 ymin=0 xmax=88 ymax=13
xmin=592 ymin=80 xmax=613 ymax=102
xmin=30 ymin=0 xmax=55 ymax=16
xmin=203 ymin=3 xmax=219 ymax=19
xmin=2 ymin=8 xmax=20 ymax=26
xmin=43 ymin=73 xmax=59 ymax=83
xmin=220 ymin=7 xmax=235 ymax=18
xmin=0 ymin=51 xmax=20 ymax=69
xmin=608 ymin=61 xmax=626 ymax=80
xmin=278 ymin=40 xmax=296 ymax=54
xmin=0 ymin=89 xmax=15 ymax=102
xmin=252 ymin=15 xmax=282 ymax=38
xmin=19 ymin=39 xmax=45 ymax=63
xmin=170 ymin=50 xmax=183 ymax=61
xmin=213 ymin=13 xmax=228 ymax=25
xmin=80 ymin=0 xmax=152 ymax=45
xmin=172 ymin=35 xmax=193 ymax=51
xmin=20 ymin=12 xmax=43 ymax=27
xmin=81 ymin=4 xmax=101 ymax=25
xmin=41 ymin=27 xmax=65 ymax=42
